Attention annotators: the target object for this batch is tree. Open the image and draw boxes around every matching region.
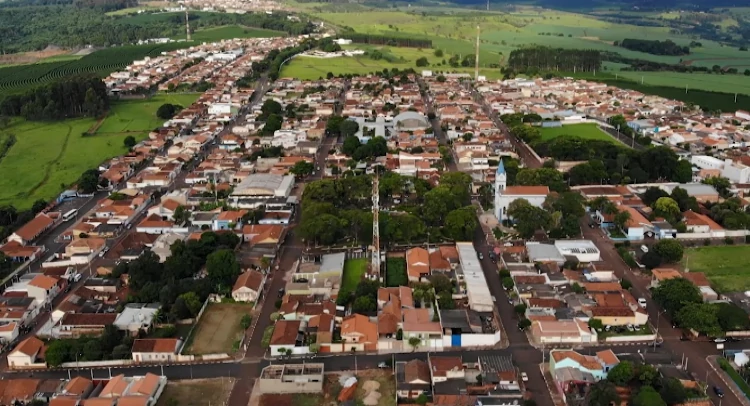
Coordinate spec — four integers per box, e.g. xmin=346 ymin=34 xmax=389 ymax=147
xmin=173 ymin=205 xmax=189 ymax=225
xmin=83 ymin=339 xmax=103 ymax=361
xmin=290 ymin=160 xmax=314 ymax=177
xmin=44 ymin=340 xmax=71 ymax=367
xmin=415 ymin=56 xmax=429 ymax=67
xmin=206 ymin=249 xmax=240 ymax=287
xmin=352 ymin=296 xmax=376 ymax=313
xmin=156 ymin=103 xmax=177 ymax=119
xmin=652 ymin=278 xmax=702 ymax=317
xmin=518 ymin=319 xmax=531 ymax=330
xmin=588 ymin=318 xmax=604 ymax=330
xmin=636 ymin=364 xmax=659 ymax=386
xmin=340 ymin=120 xmax=360 ymax=138
xmin=309 ymin=343 xmax=320 ymax=354
xmin=633 ymin=386 xmax=666 ymax=406
xmin=659 ymin=377 xmax=687 ymax=405
xmin=434 ymin=49 xmax=444 ymax=57
xmin=262 ymin=114 xmax=282 ymax=135
xmin=620 ymin=278 xmax=632 ymax=290
xmin=260 ymin=99 xmax=282 ymax=119
xmin=640 ymin=251 xmax=663 ymax=269
xmin=179 ymin=292 xmax=202 ymax=316
xmin=78 ymin=169 xmax=100 ymax=194
xmin=408 ymin=336 xmax=422 ymax=351
xmin=514 ymin=304 xmax=527 ymax=315
xmin=703 ymin=176 xmax=732 ymax=198
xmin=240 ymin=314 xmax=252 ymax=329
xmin=642 ymin=187 xmax=670 ymax=206
xmin=677 ymin=303 xmax=721 ymax=336
xmin=123 ymin=135 xmax=136 ymax=148
xmin=31 ymin=199 xmax=47 ymax=214
xmin=653 ymin=197 xmax=681 ymax=222
xmin=416 ymin=393 xmax=429 ymax=406
xmin=342 ymin=135 xmax=362 ymax=156
xmin=614 ymin=210 xmax=631 ymax=231
xmin=112 ymin=344 xmax=131 ymax=360
xmin=717 ymin=302 xmax=750 ymax=332
xmin=502 ymin=277 xmax=515 ymax=290
xmin=653 ymin=239 xmax=684 ymax=263
xmin=444 ymin=206 xmax=479 ymax=240
xmin=607 ymin=360 xmax=634 ymax=386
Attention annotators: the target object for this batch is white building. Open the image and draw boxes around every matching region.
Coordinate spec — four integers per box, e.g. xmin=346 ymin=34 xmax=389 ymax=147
xmin=553 ymin=240 xmax=601 ymax=263
xmin=208 ymin=103 xmax=232 ymax=115
xmin=271 ymin=129 xmax=307 ymax=149
xmin=722 ymin=159 xmax=750 ymax=184
xmin=494 ymin=161 xmax=550 ymax=220
xmin=690 ymin=155 xmax=724 ymax=171
xmin=457 ymin=242 xmax=493 ymax=313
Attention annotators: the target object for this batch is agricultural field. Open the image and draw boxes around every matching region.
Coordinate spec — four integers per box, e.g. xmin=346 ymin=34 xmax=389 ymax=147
xmin=184 ymin=303 xmax=252 ymax=355
xmin=0 ymin=42 xmax=196 ymax=95
xmin=0 ymin=118 xmax=135 ymax=208
xmin=342 ymin=258 xmax=368 ymax=292
xmin=612 ymin=71 xmax=750 ymax=96
xmin=681 ymin=245 xmax=750 ymax=292
xmin=538 ymin=123 xmax=615 ymax=142
xmin=98 ymin=94 xmax=200 ymax=135
xmin=172 ymin=25 xmax=284 ymax=41
xmin=155 ymin=379 xmax=234 ymax=406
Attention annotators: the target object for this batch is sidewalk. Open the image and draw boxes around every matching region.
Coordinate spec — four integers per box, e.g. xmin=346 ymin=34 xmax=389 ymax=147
xmin=540 ymin=363 xmax=566 ymax=406
xmin=706 ymin=355 xmax=750 ymax=406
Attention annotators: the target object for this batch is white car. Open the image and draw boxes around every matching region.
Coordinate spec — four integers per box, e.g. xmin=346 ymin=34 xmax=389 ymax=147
xmin=521 ymin=372 xmax=528 ymax=382
xmin=640 ymin=245 xmax=649 ymax=253
xmin=638 ymin=298 xmax=647 ymax=309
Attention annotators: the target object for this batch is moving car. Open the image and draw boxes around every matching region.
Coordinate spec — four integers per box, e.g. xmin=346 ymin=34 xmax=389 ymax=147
xmin=521 ymin=372 xmax=528 ymax=382
xmin=638 ymin=298 xmax=647 ymax=309
xmin=478 ymin=252 xmax=484 ymax=260
xmin=713 ymin=386 xmax=724 ymax=398
xmin=640 ymin=245 xmax=649 ymax=253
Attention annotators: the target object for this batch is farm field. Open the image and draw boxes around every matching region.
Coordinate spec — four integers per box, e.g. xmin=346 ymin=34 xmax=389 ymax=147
xmin=681 ymin=245 xmax=750 ymax=292
xmin=155 ymin=379 xmax=234 ymax=406
xmin=184 ymin=303 xmax=251 ymax=355
xmin=0 ymin=42 xmax=197 ymax=96
xmin=98 ymin=94 xmax=200 ymax=134
xmin=172 ymin=25 xmax=285 ymax=41
xmin=612 ymin=71 xmax=750 ymax=96
xmin=342 ymin=258 xmax=367 ymax=292
xmin=0 ymin=118 xmax=136 ymax=209
xmin=538 ymin=123 xmax=615 ymax=142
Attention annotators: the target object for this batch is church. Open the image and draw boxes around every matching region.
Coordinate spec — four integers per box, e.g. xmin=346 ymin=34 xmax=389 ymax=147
xmin=494 ymin=160 xmax=551 ymax=220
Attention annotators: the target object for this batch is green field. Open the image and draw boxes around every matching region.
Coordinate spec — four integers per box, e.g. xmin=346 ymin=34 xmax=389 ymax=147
xmin=173 ymin=25 xmax=285 ymax=42
xmin=681 ymin=246 xmax=750 ymax=292
xmin=342 ymin=258 xmax=368 ymax=292
xmin=612 ymin=71 xmax=750 ymax=96
xmin=538 ymin=123 xmax=615 ymax=142
xmin=0 ymin=95 xmax=190 ymax=208
xmin=98 ymin=94 xmax=200 ymax=134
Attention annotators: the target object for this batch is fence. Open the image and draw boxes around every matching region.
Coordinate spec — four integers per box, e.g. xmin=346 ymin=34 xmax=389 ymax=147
xmin=604 ymin=334 xmax=657 ymax=343
xmin=178 ymin=296 xmax=213 ymax=354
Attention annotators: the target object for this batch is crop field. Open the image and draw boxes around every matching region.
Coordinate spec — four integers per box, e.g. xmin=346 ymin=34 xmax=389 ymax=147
xmin=538 ymin=123 xmax=614 ymax=142
xmin=98 ymin=94 xmax=200 ymax=134
xmin=681 ymin=246 xmax=750 ymax=293
xmin=0 ymin=42 xmax=196 ymax=95
xmin=184 ymin=303 xmax=251 ymax=354
xmin=172 ymin=25 xmax=284 ymax=41
xmin=613 ymin=71 xmax=750 ymax=95
xmin=0 ymin=118 xmax=136 ymax=208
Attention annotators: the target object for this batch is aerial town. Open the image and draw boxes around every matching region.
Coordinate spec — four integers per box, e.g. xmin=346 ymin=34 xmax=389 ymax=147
xmin=2 ymin=13 xmax=750 ymax=406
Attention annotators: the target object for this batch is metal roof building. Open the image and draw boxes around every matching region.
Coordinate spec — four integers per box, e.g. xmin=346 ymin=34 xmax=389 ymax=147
xmin=456 ymin=242 xmax=494 ymax=313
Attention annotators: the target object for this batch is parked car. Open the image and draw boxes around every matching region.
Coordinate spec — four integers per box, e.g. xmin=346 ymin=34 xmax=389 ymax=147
xmin=714 ymin=338 xmax=727 ymax=343
xmin=478 ymin=253 xmax=484 ymax=260
xmin=378 ymin=362 xmax=388 ymax=369
xmin=521 ymin=372 xmax=528 ymax=382
xmin=640 ymin=245 xmax=649 ymax=253
xmin=713 ymin=386 xmax=724 ymax=398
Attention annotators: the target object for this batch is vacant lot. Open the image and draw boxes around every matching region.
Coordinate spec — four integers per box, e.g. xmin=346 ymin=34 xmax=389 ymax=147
xmin=538 ymin=123 xmax=614 ymax=142
xmin=184 ymin=303 xmax=251 ymax=354
xmin=97 ymin=94 xmax=199 ymax=134
xmin=342 ymin=258 xmax=368 ymax=292
xmin=155 ymin=379 xmax=234 ymax=406
xmin=681 ymin=245 xmax=750 ymax=292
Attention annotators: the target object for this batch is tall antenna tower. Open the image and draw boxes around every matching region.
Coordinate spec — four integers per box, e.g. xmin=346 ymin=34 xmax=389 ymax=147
xmin=370 ymin=174 xmax=381 ymax=281
xmin=185 ymin=10 xmax=191 ymax=41
xmin=486 ymin=0 xmax=489 ymax=11
xmin=475 ymin=25 xmax=480 ymax=81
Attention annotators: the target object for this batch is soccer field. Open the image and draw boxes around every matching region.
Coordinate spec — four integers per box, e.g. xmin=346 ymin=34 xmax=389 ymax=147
xmin=538 ymin=123 xmax=615 ymax=142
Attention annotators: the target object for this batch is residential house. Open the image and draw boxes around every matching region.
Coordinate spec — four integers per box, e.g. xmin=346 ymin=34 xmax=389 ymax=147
xmin=396 ymin=359 xmax=431 ymax=399
xmin=8 ymin=213 xmax=56 ymax=245
xmin=650 ymin=268 xmax=682 ymax=288
xmin=406 ymin=248 xmax=430 ymax=282
xmin=550 ymin=349 xmax=620 ymax=384
xmin=7 ymin=336 xmax=44 ymax=368
xmin=231 ymin=270 xmax=265 ymax=302
xmin=57 ymin=313 xmax=117 ymax=338
xmin=27 ymin=274 xmax=61 ymax=306
xmin=530 ymin=320 xmax=596 ymax=344
xmin=131 ymin=338 xmax=182 ymax=362
xmin=340 ymin=314 xmax=378 ymax=352
xmin=269 ymin=320 xmax=307 ymax=357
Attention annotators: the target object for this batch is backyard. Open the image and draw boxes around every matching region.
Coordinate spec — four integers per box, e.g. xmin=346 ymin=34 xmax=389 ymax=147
xmin=155 ymin=379 xmax=234 ymax=406
xmin=183 ymin=303 xmax=252 ymax=354
xmin=681 ymin=245 xmax=750 ymax=292
xmin=538 ymin=123 xmax=615 ymax=142
xmin=342 ymin=258 xmax=368 ymax=292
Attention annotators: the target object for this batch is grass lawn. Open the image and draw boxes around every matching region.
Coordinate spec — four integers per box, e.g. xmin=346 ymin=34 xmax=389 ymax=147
xmin=614 ymin=71 xmax=750 ymax=96
xmin=184 ymin=303 xmax=251 ymax=354
xmin=155 ymin=379 xmax=234 ymax=406
xmin=97 ymin=94 xmax=200 ymax=134
xmin=172 ymin=25 xmax=285 ymax=41
xmin=538 ymin=123 xmax=614 ymax=142
xmin=719 ymin=358 xmax=750 ymax=399
xmin=682 ymin=246 xmax=750 ymax=292
xmin=385 ymin=258 xmax=407 ymax=287
xmin=342 ymin=258 xmax=368 ymax=292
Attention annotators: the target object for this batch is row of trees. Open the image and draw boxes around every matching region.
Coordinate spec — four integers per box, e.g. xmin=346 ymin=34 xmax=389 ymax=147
xmin=45 ymin=325 xmax=132 ymax=366
xmin=653 ymin=277 xmax=750 ymax=336
xmin=0 ymin=75 xmax=109 ymax=120
xmin=506 ymin=191 xmax=585 ymax=239
xmin=343 ymin=32 xmax=432 ymax=49
xmin=506 ymin=47 xmax=602 ymax=73
xmin=617 ymin=38 xmax=690 ymax=56
xmin=587 ymin=360 xmax=698 ymax=406
xmin=244 ymin=40 xmax=317 ymax=82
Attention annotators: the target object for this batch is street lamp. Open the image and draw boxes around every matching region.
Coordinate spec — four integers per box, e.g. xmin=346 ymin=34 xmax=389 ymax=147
xmin=653 ymin=309 xmax=666 ymax=350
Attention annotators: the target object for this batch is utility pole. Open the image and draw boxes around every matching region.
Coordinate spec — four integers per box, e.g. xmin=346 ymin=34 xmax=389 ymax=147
xmin=486 ymin=0 xmax=489 ymax=11
xmin=185 ymin=10 xmax=191 ymax=41
xmin=475 ymin=25 xmax=480 ymax=81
